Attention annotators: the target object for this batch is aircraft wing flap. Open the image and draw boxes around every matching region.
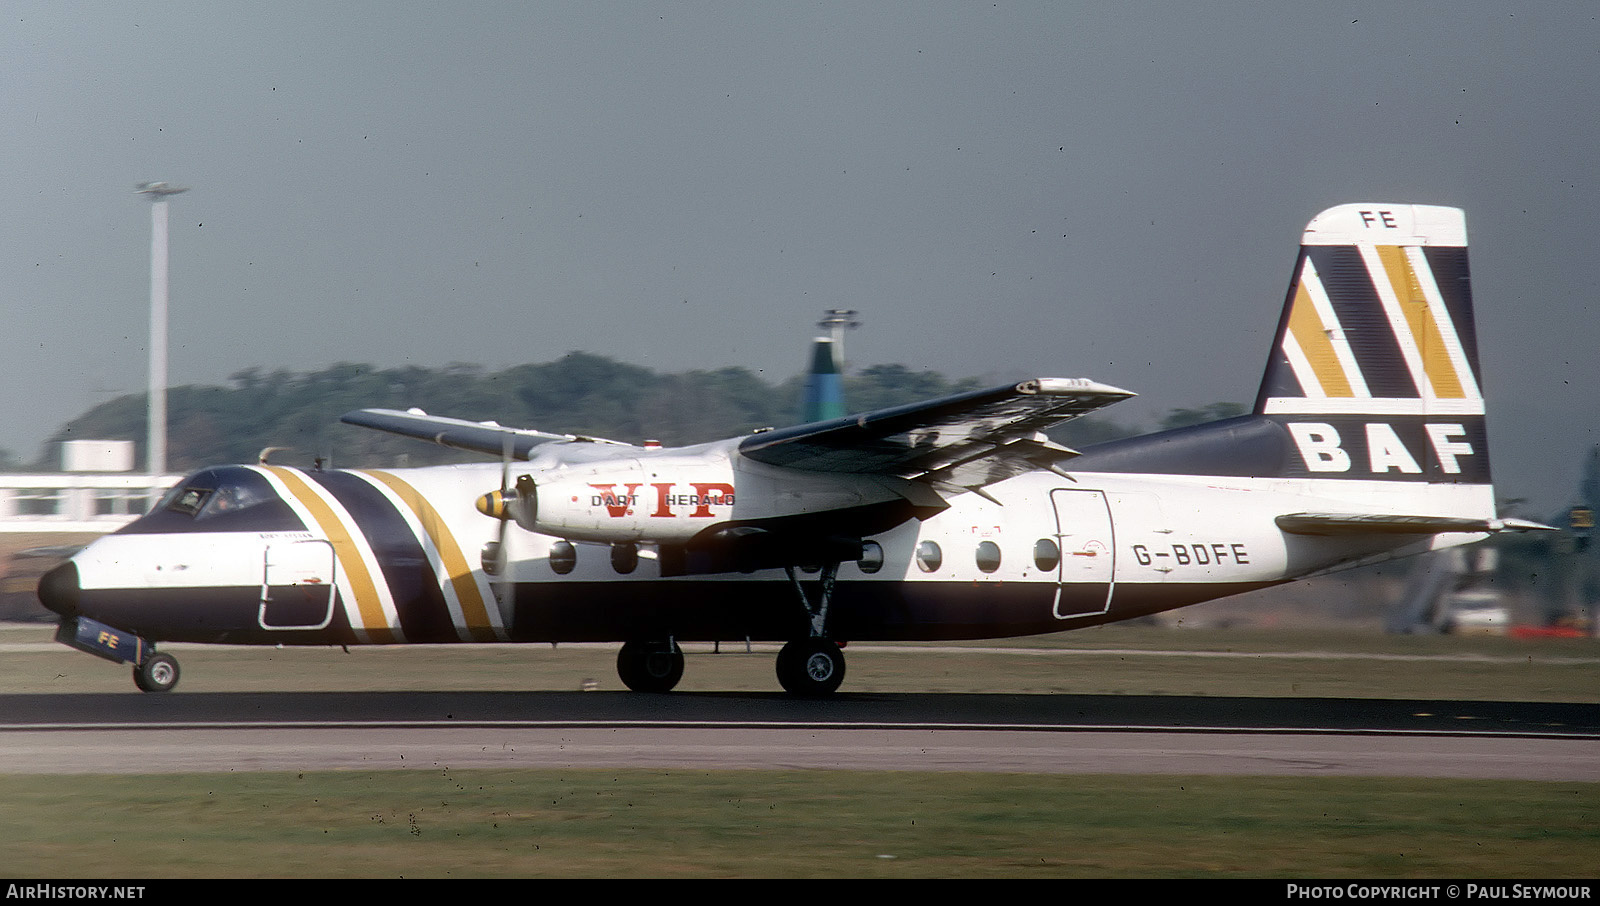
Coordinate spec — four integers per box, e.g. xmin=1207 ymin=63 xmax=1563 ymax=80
xmin=739 ymin=378 xmax=1132 ymax=486
xmin=1276 ymin=513 xmax=1558 ymax=536
xmin=341 ymin=408 xmax=629 ymax=459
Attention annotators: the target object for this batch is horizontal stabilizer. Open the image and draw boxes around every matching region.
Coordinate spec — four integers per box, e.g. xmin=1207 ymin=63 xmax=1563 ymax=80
xmin=341 ymin=408 xmax=630 ymax=459
xmin=1276 ymin=512 xmax=1556 ymax=536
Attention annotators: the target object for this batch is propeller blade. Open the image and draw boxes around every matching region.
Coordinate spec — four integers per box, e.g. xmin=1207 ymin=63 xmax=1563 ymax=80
xmin=492 ymin=436 xmax=514 ymax=614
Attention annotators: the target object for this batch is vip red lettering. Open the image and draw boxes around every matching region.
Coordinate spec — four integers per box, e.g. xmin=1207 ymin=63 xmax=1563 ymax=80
xmin=651 ymin=482 xmax=674 ymax=518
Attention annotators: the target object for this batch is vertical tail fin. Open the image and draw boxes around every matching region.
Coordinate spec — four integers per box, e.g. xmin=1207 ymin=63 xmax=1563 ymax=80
xmin=1256 ymin=204 xmax=1490 ymax=485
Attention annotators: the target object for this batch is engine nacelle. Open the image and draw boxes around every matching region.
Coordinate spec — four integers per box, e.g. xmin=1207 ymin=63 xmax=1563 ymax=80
xmin=486 ymin=454 xmax=739 ymax=545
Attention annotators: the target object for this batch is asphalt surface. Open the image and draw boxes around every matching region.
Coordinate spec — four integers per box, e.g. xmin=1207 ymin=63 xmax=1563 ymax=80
xmin=3 ymin=690 xmax=1599 ymax=735
xmin=3 ymin=691 xmax=1596 ymax=779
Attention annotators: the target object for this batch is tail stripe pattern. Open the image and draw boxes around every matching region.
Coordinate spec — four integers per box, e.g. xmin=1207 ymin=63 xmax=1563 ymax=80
xmin=1260 ymin=205 xmax=1483 ymax=419
xmin=1368 ymin=244 xmax=1478 ymax=402
xmin=1282 ymin=255 xmax=1365 ymax=398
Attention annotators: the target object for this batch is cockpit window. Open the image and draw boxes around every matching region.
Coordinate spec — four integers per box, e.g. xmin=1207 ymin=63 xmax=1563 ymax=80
xmin=119 ymin=466 xmax=305 ymax=535
xmin=156 ymin=469 xmax=276 ymax=520
xmin=163 ymin=486 xmax=212 ymax=516
xmin=198 ymin=481 xmax=273 ymax=519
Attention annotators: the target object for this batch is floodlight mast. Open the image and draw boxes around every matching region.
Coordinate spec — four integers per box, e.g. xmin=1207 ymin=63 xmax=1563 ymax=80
xmin=135 ymin=181 xmax=187 ymax=507
xmin=817 ymin=309 xmax=859 ymax=372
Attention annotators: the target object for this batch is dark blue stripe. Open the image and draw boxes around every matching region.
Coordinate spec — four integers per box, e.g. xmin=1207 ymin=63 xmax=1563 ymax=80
xmin=1422 ymin=246 xmax=1482 ymax=391
xmin=305 ymin=470 xmax=459 ymax=643
xmin=1071 ymin=414 xmax=1489 ymax=483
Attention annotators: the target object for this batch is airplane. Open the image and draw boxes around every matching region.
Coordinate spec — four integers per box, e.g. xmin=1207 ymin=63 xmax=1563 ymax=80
xmin=37 ymin=202 xmax=1552 ymax=694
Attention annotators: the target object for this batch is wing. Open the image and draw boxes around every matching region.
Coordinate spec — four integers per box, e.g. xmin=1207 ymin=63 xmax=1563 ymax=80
xmin=1275 ymin=513 xmax=1556 ymax=535
xmin=340 ymin=408 xmax=631 ymax=459
xmin=738 ymin=377 xmax=1134 ymax=493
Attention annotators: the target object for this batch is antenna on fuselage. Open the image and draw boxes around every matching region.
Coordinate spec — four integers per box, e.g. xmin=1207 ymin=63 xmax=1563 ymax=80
xmin=257 ymin=446 xmax=292 ymax=465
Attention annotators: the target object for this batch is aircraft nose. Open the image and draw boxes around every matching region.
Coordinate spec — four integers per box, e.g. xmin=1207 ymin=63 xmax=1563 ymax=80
xmin=37 ymin=561 xmax=80 ymax=618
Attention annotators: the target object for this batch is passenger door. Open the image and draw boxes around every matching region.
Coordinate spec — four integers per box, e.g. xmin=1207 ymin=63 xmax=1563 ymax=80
xmin=259 ymin=539 xmax=337 ymax=630
xmin=1049 ymin=488 xmax=1115 ymax=620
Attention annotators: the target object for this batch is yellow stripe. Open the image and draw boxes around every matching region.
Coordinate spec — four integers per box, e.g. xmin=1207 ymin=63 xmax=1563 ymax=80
xmin=364 ymin=470 xmax=500 ymax=642
xmin=1285 ymin=266 xmax=1353 ymax=397
xmin=1376 ymin=245 xmax=1466 ymax=398
xmin=263 ymin=466 xmax=397 ymax=643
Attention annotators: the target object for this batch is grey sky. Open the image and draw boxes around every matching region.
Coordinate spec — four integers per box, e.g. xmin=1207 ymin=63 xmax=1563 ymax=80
xmin=2 ymin=3 xmax=1596 ymax=515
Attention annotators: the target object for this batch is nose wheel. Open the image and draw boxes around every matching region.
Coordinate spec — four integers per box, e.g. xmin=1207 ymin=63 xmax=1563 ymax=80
xmin=133 ymin=652 xmax=180 ymax=693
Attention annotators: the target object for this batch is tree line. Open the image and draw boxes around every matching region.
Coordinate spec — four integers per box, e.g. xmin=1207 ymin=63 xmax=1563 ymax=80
xmin=27 ymin=354 xmax=1242 ymax=473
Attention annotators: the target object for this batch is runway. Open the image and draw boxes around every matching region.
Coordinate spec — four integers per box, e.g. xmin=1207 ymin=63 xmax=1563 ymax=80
xmin=4 ymin=691 xmax=1597 ymax=779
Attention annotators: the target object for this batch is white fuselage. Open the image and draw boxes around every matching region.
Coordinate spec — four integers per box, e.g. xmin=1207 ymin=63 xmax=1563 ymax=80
xmin=53 ymin=460 xmax=1488 ymax=646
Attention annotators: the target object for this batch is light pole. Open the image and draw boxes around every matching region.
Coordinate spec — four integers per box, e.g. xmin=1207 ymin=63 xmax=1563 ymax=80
xmin=802 ymin=310 xmax=860 ymax=423
xmin=817 ymin=309 xmax=860 ymax=372
xmin=136 ymin=181 xmax=187 ymax=506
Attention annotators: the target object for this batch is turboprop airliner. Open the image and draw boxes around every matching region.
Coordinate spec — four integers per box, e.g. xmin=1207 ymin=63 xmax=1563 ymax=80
xmin=38 ymin=203 xmax=1550 ymax=694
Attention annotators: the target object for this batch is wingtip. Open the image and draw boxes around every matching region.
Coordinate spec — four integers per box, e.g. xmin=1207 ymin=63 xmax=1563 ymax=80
xmin=1027 ymin=377 xmax=1137 ymax=399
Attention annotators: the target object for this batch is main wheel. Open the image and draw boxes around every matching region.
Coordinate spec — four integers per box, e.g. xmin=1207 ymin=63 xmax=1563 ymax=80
xmin=776 ymin=639 xmax=846 ymax=696
xmin=133 ymin=652 xmax=180 ymax=693
xmin=616 ymin=640 xmax=684 ymax=692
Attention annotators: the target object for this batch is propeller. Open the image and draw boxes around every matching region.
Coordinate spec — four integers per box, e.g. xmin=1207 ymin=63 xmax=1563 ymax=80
xmin=477 ymin=436 xmax=516 ymax=621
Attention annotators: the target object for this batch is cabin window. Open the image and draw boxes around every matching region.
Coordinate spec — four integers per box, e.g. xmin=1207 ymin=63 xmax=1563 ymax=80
xmin=975 ymin=540 xmax=1002 ymax=573
xmin=915 ymin=540 xmax=942 ymax=573
xmin=857 ymin=541 xmax=884 ymax=574
xmin=549 ymin=540 xmax=577 ymax=575
xmin=610 ymin=543 xmax=638 ymax=575
xmin=1034 ymin=538 xmax=1061 ymax=572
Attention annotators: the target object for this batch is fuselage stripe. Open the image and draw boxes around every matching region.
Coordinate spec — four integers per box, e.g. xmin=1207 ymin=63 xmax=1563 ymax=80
xmin=364 ymin=469 xmax=501 ymax=641
xmin=306 ymin=470 xmax=457 ymax=643
xmin=262 ymin=466 xmax=398 ymax=643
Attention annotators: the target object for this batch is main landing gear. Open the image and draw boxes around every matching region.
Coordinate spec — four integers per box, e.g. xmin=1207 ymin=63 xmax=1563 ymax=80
xmin=133 ymin=651 xmax=180 ymax=693
xmin=613 ymin=558 xmax=852 ymax=695
xmin=775 ymin=637 xmax=846 ymax=696
xmin=775 ymin=561 xmax=847 ymax=696
xmin=616 ymin=639 xmax=685 ymax=693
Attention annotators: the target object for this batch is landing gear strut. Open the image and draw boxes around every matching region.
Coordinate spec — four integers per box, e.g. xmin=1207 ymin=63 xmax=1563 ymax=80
xmin=778 ymin=561 xmax=847 ymax=695
xmin=133 ymin=652 xmax=180 ymax=693
xmin=616 ymin=639 xmax=684 ymax=693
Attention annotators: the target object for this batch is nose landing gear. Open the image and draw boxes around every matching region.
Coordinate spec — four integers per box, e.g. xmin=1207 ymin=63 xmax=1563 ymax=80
xmin=57 ymin=616 xmax=180 ymax=693
xmin=133 ymin=652 xmax=181 ymax=693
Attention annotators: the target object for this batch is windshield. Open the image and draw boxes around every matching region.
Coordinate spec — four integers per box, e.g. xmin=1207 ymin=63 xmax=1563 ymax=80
xmin=120 ymin=466 xmax=305 ymax=534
